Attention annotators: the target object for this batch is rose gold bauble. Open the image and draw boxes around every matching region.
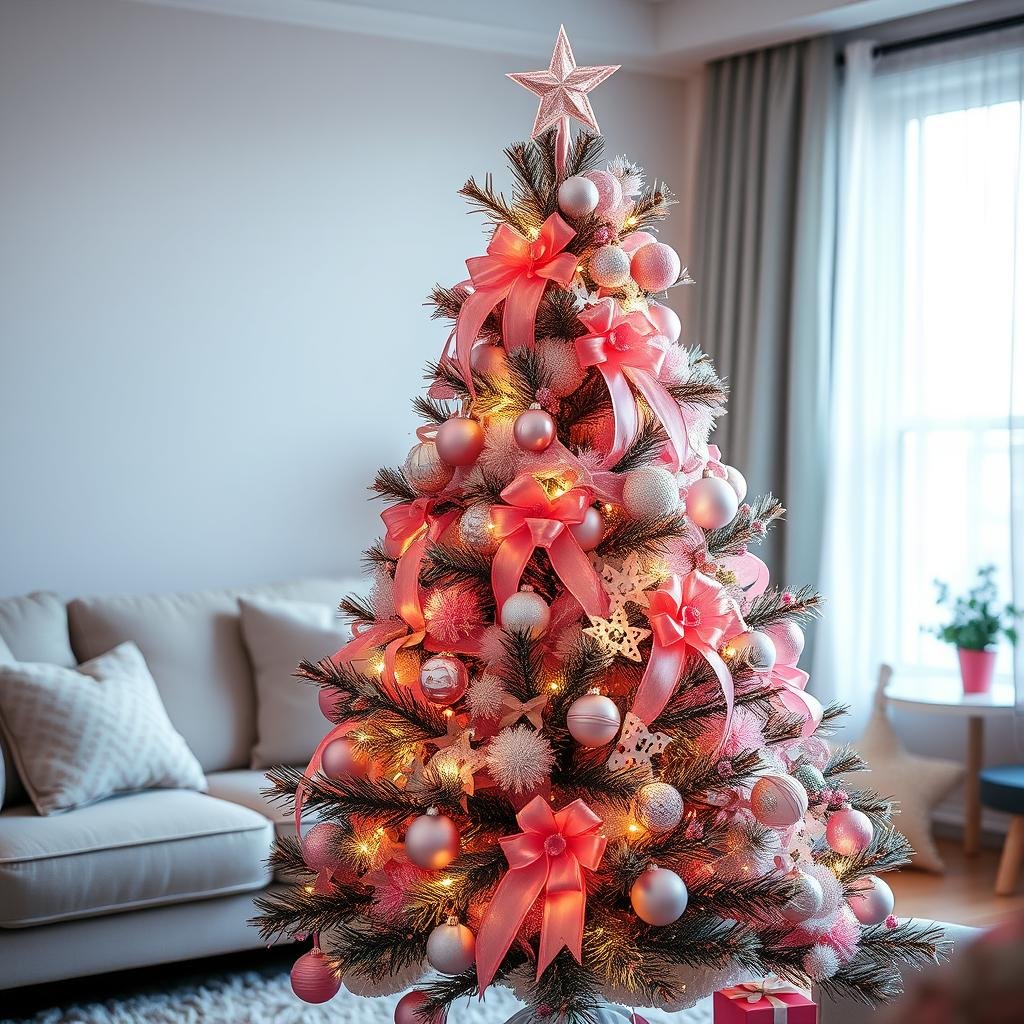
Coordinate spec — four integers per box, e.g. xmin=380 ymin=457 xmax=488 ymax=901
xmin=394 ymin=991 xmax=438 ymax=1024
xmin=750 ymin=773 xmax=809 ymax=829
xmin=425 ymin=919 xmax=476 ymax=974
xmin=513 ymin=407 xmax=556 ymax=453
xmin=584 ymin=169 xmax=624 ymax=217
xmin=435 ymin=417 xmax=484 ymax=468
xmin=847 ymin=874 xmax=894 ymax=925
xmin=290 ymin=948 xmax=341 ymax=1004
xmin=318 ymin=686 xmax=344 ymax=722
xmin=405 ymin=809 xmax=460 ymax=869
xmin=404 ymin=442 xmax=453 ymax=494
xmin=566 ymin=692 xmax=621 ymax=747
xmin=419 ymin=655 xmax=469 ymax=706
xmin=471 ymin=342 xmax=508 ymax=380
xmin=763 ymin=620 xmax=805 ymax=665
xmin=500 ymin=588 xmax=550 ymax=638
xmin=302 ymin=822 xmax=344 ymax=872
xmin=568 ymin=506 xmax=604 ymax=551
xmin=589 ymin=245 xmax=631 ymax=288
xmin=684 ymin=476 xmax=739 ymax=529
xmin=557 ymin=175 xmax=600 ymax=218
xmin=647 ymin=301 xmax=682 ymax=343
xmin=321 ymin=737 xmax=368 ymax=780
xmin=630 ymin=241 xmax=682 ymax=292
xmin=630 ymin=865 xmax=688 ymax=926
xmin=826 ymin=807 xmax=874 ymax=856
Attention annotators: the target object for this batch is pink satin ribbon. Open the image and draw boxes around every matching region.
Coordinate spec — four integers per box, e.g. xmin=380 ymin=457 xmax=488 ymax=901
xmin=575 ymin=298 xmax=690 ymax=471
xmin=771 ymin=662 xmax=823 ymax=737
xmin=454 ymin=214 xmax=578 ymax=394
xmin=489 ymin=474 xmax=608 ymax=617
xmin=475 ymin=796 xmax=606 ymax=991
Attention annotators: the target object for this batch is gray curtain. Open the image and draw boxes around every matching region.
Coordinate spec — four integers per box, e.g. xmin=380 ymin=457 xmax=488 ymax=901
xmin=694 ymin=37 xmax=837 ymax=651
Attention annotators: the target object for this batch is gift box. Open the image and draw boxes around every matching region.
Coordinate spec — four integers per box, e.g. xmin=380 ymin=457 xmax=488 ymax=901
xmin=713 ymin=979 xmax=817 ymax=1023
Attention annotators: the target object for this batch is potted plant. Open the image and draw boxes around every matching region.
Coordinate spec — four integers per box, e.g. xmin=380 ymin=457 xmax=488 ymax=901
xmin=929 ymin=565 xmax=1021 ymax=694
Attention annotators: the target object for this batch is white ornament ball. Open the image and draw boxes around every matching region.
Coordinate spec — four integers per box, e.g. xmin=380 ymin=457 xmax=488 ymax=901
xmin=630 ymin=242 xmax=681 ymax=292
xmin=584 ymin=169 xmax=624 ymax=217
xmin=404 ymin=442 xmax=453 ymax=495
xmin=419 ymin=655 xmax=469 ymax=706
xmin=589 ymin=245 xmax=631 ymax=288
xmin=847 ymin=874 xmax=894 ymax=926
xmin=826 ymin=807 xmax=875 ymax=857
xmin=568 ymin=506 xmax=604 ymax=551
xmin=425 ymin=919 xmax=476 ymax=974
xmin=685 ymin=476 xmax=739 ymax=529
xmin=630 ymin=865 xmax=688 ymax=926
xmin=566 ymin=692 xmax=621 ymax=747
xmin=724 ymin=465 xmax=747 ymax=501
xmin=763 ymin=620 xmax=805 ymax=665
xmin=726 ymin=630 xmax=777 ymax=672
xmin=557 ymin=175 xmax=600 ymax=218
xmin=750 ymin=773 xmax=810 ymax=830
xmin=780 ymin=869 xmax=826 ymax=924
xmin=405 ymin=808 xmax=460 ymax=870
xmin=500 ymin=588 xmax=551 ymax=638
xmin=537 ymin=337 xmax=587 ymax=398
xmin=622 ymin=466 xmax=680 ymax=518
xmin=647 ymin=302 xmax=682 ymax=343
xmin=803 ymin=943 xmax=840 ymax=982
xmin=458 ymin=504 xmax=497 ymax=553
xmin=635 ymin=782 xmax=684 ymax=834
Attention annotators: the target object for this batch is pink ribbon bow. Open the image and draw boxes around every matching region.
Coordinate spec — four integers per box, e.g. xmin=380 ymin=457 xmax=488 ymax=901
xmin=721 ymin=978 xmax=811 ymax=1022
xmin=489 ymin=475 xmax=608 ymax=618
xmin=454 ymin=214 xmax=578 ymax=393
xmin=575 ymin=298 xmax=690 ymax=471
xmin=631 ymin=571 xmax=741 ymax=750
xmin=476 ymin=796 xmax=607 ymax=991
xmin=771 ymin=659 xmax=823 ymax=737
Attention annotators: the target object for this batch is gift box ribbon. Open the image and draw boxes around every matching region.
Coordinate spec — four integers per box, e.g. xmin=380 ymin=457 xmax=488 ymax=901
xmin=721 ymin=979 xmax=812 ymax=1023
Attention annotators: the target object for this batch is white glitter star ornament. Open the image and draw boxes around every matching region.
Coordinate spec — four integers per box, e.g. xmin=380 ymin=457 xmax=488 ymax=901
xmin=607 ymin=712 xmax=671 ymax=771
xmin=601 ymin=552 xmax=660 ymax=611
xmin=583 ymin=606 xmax=651 ymax=662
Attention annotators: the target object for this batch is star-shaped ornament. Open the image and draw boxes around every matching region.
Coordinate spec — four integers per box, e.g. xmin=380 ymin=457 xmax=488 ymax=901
xmin=601 ymin=552 xmax=661 ymax=611
xmin=606 ymin=711 xmax=671 ymax=772
xmin=427 ymin=724 xmax=487 ymax=799
xmin=583 ymin=606 xmax=651 ymax=662
xmin=508 ymin=25 xmax=620 ymax=138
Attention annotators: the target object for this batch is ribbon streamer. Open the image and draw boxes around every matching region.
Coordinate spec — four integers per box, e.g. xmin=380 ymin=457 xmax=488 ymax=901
xmin=771 ymin=662 xmax=823 ymax=737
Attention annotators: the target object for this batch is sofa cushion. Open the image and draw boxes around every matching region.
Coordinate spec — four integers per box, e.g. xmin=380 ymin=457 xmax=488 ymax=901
xmin=0 ymin=591 xmax=75 ymax=667
xmin=0 ymin=789 xmax=273 ymax=928
xmin=0 ymin=634 xmax=10 ymax=810
xmin=205 ymin=768 xmax=309 ymax=840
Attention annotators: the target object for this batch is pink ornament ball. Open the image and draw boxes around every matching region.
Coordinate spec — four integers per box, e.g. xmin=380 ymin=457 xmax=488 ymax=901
xmin=763 ymin=620 xmax=805 ymax=665
xmin=394 ymin=990 xmax=444 ymax=1024
xmin=630 ymin=242 xmax=681 ymax=292
xmin=405 ymin=808 xmax=460 ymax=870
xmin=419 ymin=655 xmax=469 ymax=706
xmin=584 ymin=169 xmax=624 ymax=217
xmin=568 ymin=505 xmax=604 ymax=551
xmin=826 ymin=807 xmax=875 ymax=856
xmin=290 ymin=948 xmax=340 ymax=1004
xmin=620 ymin=230 xmax=657 ymax=256
xmin=557 ymin=175 xmax=600 ymax=218
xmin=647 ymin=301 xmax=681 ymax=343
xmin=685 ymin=475 xmax=739 ymax=530
xmin=513 ymin=407 xmax=556 ymax=453
xmin=302 ymin=822 xmax=344 ymax=873
xmin=566 ymin=692 xmax=621 ymax=747
xmin=726 ymin=630 xmax=777 ymax=672
xmin=321 ymin=737 xmax=368 ymax=781
xmin=724 ymin=464 xmax=747 ymax=501
xmin=750 ymin=773 xmax=809 ymax=830
xmin=404 ymin=442 xmax=453 ymax=495
xmin=435 ymin=417 xmax=484 ymax=468
xmin=589 ymin=245 xmax=631 ymax=288
xmin=470 ymin=343 xmax=508 ymax=380
xmin=425 ymin=919 xmax=476 ymax=974
xmin=847 ymin=874 xmax=894 ymax=925
xmin=318 ymin=686 xmax=345 ymax=722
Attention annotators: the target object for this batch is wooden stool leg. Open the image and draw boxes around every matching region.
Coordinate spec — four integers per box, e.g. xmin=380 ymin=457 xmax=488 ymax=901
xmin=964 ymin=716 xmax=985 ymax=855
xmin=995 ymin=816 xmax=1024 ymax=896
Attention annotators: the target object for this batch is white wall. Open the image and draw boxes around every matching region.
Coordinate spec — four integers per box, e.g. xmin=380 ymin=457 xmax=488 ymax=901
xmin=0 ymin=0 xmax=694 ymax=597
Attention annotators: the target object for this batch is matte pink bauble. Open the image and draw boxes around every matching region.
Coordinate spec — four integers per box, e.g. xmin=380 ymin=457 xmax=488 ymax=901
xmin=584 ymin=169 xmax=624 ymax=217
xmin=436 ymin=417 xmax=484 ymax=468
xmin=405 ymin=808 xmax=460 ymax=870
xmin=557 ymin=175 xmax=600 ymax=218
xmin=513 ymin=407 xmax=556 ymax=453
xmin=419 ymin=655 xmax=469 ymax=705
xmin=724 ymin=464 xmax=748 ymax=501
xmin=425 ymin=918 xmax=476 ymax=974
xmin=318 ymin=686 xmax=344 ymax=722
xmin=404 ymin=442 xmax=453 ymax=494
xmin=568 ymin=506 xmax=604 ymax=551
xmin=630 ymin=865 xmax=688 ymax=926
xmin=566 ymin=692 xmax=621 ymax=747
xmin=763 ymin=620 xmax=805 ymax=665
xmin=685 ymin=476 xmax=739 ymax=529
xmin=302 ymin=822 xmax=344 ymax=873
xmin=647 ymin=301 xmax=682 ymax=343
xmin=321 ymin=737 xmax=368 ymax=780
xmin=848 ymin=874 xmax=894 ymax=925
xmin=394 ymin=991 xmax=439 ymax=1024
xmin=630 ymin=242 xmax=682 ymax=292
xmin=826 ymin=807 xmax=875 ymax=856
xmin=620 ymin=230 xmax=657 ymax=256
xmin=470 ymin=342 xmax=508 ymax=380
xmin=290 ymin=948 xmax=340 ymax=1004
xmin=589 ymin=245 xmax=631 ymax=288
xmin=750 ymin=773 xmax=809 ymax=829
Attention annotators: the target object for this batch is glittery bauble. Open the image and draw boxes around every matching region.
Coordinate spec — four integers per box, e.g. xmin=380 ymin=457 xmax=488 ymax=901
xmin=622 ymin=466 xmax=680 ymax=518
xmin=620 ymin=230 xmax=657 ymax=256
xmin=630 ymin=242 xmax=681 ymax=292
xmin=302 ymin=822 xmax=344 ymax=873
xmin=724 ymin=464 xmax=747 ymax=501
xmin=589 ymin=245 xmax=631 ymax=288
xmin=750 ymin=773 xmax=809 ymax=830
xmin=513 ymin=407 xmax=556 ymax=453
xmin=630 ymin=865 xmax=688 ymax=926
xmin=404 ymin=442 xmax=453 ymax=494
xmin=557 ymin=175 xmax=600 ymax=218
xmin=803 ymin=943 xmax=840 ymax=982
xmin=792 ymin=763 xmax=826 ymax=795
xmin=647 ymin=301 xmax=681 ymax=343
xmin=321 ymin=737 xmax=368 ymax=781
xmin=536 ymin=337 xmax=587 ymax=397
xmin=685 ymin=475 xmax=739 ymax=529
xmin=426 ymin=919 xmax=476 ymax=974
xmin=826 ymin=807 xmax=874 ymax=856
xmin=405 ymin=809 xmax=460 ymax=870
xmin=584 ymin=169 xmax=624 ymax=217
xmin=318 ymin=686 xmax=344 ymax=721
xmin=568 ymin=505 xmax=604 ymax=551
xmin=458 ymin=504 xmax=497 ymax=553
xmin=500 ymin=588 xmax=551 ymax=638
xmin=436 ymin=416 xmax=484 ymax=468
xmin=763 ymin=620 xmax=805 ymax=665
xmin=419 ymin=655 xmax=469 ymax=706
xmin=471 ymin=342 xmax=508 ymax=380
xmin=290 ymin=948 xmax=340 ymax=1004
xmin=847 ymin=874 xmax=895 ymax=925
xmin=780 ymin=869 xmax=825 ymax=924
xmin=726 ymin=630 xmax=777 ymax=672
xmin=566 ymin=692 xmax=621 ymax=747
xmin=634 ymin=782 xmax=684 ymax=834
xmin=394 ymin=990 xmax=437 ymax=1024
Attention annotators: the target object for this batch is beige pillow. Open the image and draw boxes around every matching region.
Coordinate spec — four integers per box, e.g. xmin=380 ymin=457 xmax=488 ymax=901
xmin=239 ymin=597 xmax=349 ymax=770
xmin=0 ymin=642 xmax=206 ymax=815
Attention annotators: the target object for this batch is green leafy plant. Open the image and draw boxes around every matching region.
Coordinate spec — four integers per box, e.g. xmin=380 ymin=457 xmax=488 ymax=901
xmin=928 ymin=565 xmax=1021 ymax=650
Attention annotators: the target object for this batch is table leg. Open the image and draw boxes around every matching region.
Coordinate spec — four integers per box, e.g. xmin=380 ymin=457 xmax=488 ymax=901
xmin=964 ymin=715 xmax=984 ymax=856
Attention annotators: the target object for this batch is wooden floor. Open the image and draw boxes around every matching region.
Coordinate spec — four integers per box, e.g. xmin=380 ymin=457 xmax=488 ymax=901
xmin=888 ymin=837 xmax=1024 ymax=928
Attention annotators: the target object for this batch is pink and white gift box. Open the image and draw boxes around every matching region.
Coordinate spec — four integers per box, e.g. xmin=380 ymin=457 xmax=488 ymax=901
xmin=713 ymin=978 xmax=817 ymax=1023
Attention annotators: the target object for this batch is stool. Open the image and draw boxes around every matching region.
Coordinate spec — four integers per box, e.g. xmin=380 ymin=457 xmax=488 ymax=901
xmin=980 ymin=765 xmax=1024 ymax=895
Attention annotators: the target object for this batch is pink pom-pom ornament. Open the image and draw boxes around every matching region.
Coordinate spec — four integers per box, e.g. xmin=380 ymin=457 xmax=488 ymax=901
xmin=290 ymin=948 xmax=340 ymax=1004
xmin=584 ymin=169 xmax=624 ymax=217
xmin=630 ymin=241 xmax=681 ymax=292
xmin=826 ymin=807 xmax=875 ymax=856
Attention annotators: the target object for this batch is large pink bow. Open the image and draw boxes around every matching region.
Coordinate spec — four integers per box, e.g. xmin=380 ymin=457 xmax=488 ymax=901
xmin=476 ymin=797 xmax=607 ymax=991
xmin=576 ymin=298 xmax=690 ymax=471
xmin=631 ymin=571 xmax=741 ymax=750
xmin=454 ymin=214 xmax=578 ymax=393
xmin=489 ymin=475 xmax=608 ymax=618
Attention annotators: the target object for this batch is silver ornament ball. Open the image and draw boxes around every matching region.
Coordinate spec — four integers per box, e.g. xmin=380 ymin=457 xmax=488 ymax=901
xmin=500 ymin=588 xmax=551 ymax=638
xmin=513 ymin=407 xmax=556 ymax=453
xmin=750 ymin=773 xmax=809 ymax=830
xmin=634 ymin=782 xmax=684 ymax=834
xmin=589 ymin=245 xmax=632 ymax=288
xmin=537 ymin=337 xmax=588 ymax=398
xmin=726 ymin=630 xmax=777 ymax=672
xmin=566 ymin=692 xmax=621 ymax=747
xmin=685 ymin=475 xmax=739 ymax=529
xmin=404 ymin=442 xmax=453 ymax=495
xmin=458 ymin=503 xmax=497 ymax=553
xmin=780 ymin=869 xmax=825 ymax=923
xmin=557 ymin=175 xmax=600 ymax=218
xmin=419 ymin=655 xmax=469 ymax=706
xmin=426 ymin=919 xmax=476 ymax=974
xmin=847 ymin=874 xmax=894 ymax=925
xmin=405 ymin=808 xmax=460 ymax=870
xmin=630 ymin=865 xmax=688 ymax=926
xmin=568 ymin=505 xmax=604 ymax=551
xmin=622 ymin=465 xmax=680 ymax=519
xmin=436 ymin=416 xmax=484 ymax=468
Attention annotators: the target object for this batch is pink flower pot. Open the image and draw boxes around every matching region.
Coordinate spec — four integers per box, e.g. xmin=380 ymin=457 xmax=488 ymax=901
xmin=958 ymin=647 xmax=996 ymax=695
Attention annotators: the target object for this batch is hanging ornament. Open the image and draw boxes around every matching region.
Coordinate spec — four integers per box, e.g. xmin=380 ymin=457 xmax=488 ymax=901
xmin=630 ymin=864 xmax=688 ymax=926
xmin=419 ymin=655 xmax=470 ymax=706
xmin=513 ymin=404 xmax=556 ymax=453
xmin=426 ymin=916 xmax=477 ymax=974
xmin=724 ymin=464 xmax=748 ymax=501
xmin=622 ymin=466 xmax=680 ymax=519
xmin=780 ymin=868 xmax=826 ymax=924
xmin=792 ymin=763 xmax=826 ymax=795
xmin=568 ymin=505 xmax=604 ymax=551
xmin=607 ymin=712 xmax=671 ymax=771
xmin=724 ymin=630 xmax=778 ymax=672
xmin=685 ymin=475 xmax=739 ymax=529
xmin=486 ymin=725 xmax=556 ymax=794
xmin=471 ymin=342 xmax=508 ymax=380
xmin=847 ymin=874 xmax=895 ymax=925
xmin=537 ymin=337 xmax=588 ymax=397
xmin=763 ymin=620 xmax=805 ymax=666
xmin=583 ymin=606 xmax=651 ymax=662
xmin=317 ymin=686 xmax=344 ymax=722
xmin=826 ymin=806 xmax=874 ymax=856
xmin=436 ymin=416 xmax=485 ymax=468
xmin=290 ymin=947 xmax=341 ymax=1004
xmin=405 ymin=807 xmax=460 ymax=870
xmin=630 ymin=242 xmax=681 ymax=292
xmin=601 ymin=552 xmax=660 ymax=610
xmin=557 ymin=175 xmax=600 ymax=218
xmin=749 ymin=774 xmax=809 ymax=830
xmin=404 ymin=441 xmax=454 ymax=494
xmin=634 ymin=781 xmax=684 ymax=833
xmin=428 ymin=725 xmax=487 ymax=796
xmin=458 ymin=503 xmax=498 ymax=553
xmin=567 ymin=689 xmax=622 ymax=747
xmin=647 ymin=301 xmax=681 ymax=344
xmin=321 ymin=737 xmax=368 ymax=781
xmin=302 ymin=822 xmax=344 ymax=874
xmin=394 ymin=991 xmax=435 ymax=1024
xmin=584 ymin=169 xmax=624 ymax=217
xmin=500 ymin=586 xmax=550 ymax=637
xmin=588 ymin=245 xmax=632 ymax=288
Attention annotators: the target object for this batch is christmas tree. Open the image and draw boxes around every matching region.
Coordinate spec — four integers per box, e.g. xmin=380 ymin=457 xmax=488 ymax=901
xmin=254 ymin=26 xmax=945 ymax=1022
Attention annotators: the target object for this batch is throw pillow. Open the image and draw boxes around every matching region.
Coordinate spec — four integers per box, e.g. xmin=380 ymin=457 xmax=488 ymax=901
xmin=0 ymin=642 xmax=206 ymax=815
xmin=239 ymin=597 xmax=350 ymax=770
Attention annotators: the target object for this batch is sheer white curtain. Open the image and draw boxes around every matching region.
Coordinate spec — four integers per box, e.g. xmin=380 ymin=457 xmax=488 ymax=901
xmin=815 ymin=28 xmax=1024 ymax=725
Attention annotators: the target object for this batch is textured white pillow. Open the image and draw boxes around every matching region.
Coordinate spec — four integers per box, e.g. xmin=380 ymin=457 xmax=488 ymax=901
xmin=239 ymin=597 xmax=349 ymax=770
xmin=0 ymin=642 xmax=206 ymax=815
